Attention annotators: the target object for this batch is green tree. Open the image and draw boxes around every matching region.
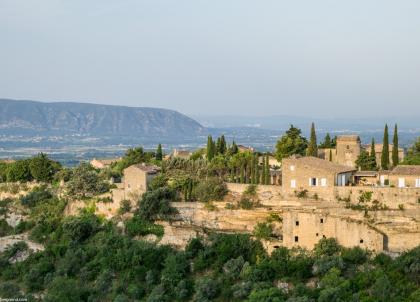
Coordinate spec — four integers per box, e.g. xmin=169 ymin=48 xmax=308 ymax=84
xmin=275 ymin=125 xmax=308 ymax=161
xmin=381 ymin=124 xmax=390 ymax=170
xmin=156 ymin=144 xmax=163 ymax=161
xmin=6 ymin=160 xmax=32 ymax=182
xmin=206 ymin=135 xmax=215 ymax=161
xmin=306 ymin=122 xmax=318 ymax=156
xmin=402 ymin=137 xmax=420 ymax=165
xmin=219 ymin=135 xmax=227 ymax=154
xmin=255 ymin=159 xmax=260 ymax=184
xmin=29 ymin=153 xmax=61 ymax=182
xmin=392 ymin=124 xmax=399 ymax=167
xmin=370 ymin=138 xmax=377 ymax=169
xmin=320 ymin=133 xmax=332 ymax=148
xmin=138 ymin=187 xmax=178 ymax=221
xmin=355 ymin=150 xmax=377 ymax=170
xmin=66 ymin=163 xmax=109 ymax=197
xmin=265 ymin=155 xmax=270 ymax=185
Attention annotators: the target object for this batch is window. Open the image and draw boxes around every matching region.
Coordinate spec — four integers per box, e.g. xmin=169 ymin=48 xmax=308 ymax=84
xmin=127 ymin=184 xmax=131 ymax=189
xmin=295 ymin=221 xmax=299 ymax=226
xmin=290 ymin=165 xmax=295 ymax=171
xmin=346 ymin=145 xmax=350 ymax=149
xmin=398 ymin=178 xmax=405 ymax=188
xmin=294 ymin=236 xmax=299 ymax=242
xmin=309 ymin=178 xmax=317 ymax=186
xmin=320 ymin=218 xmax=324 ymax=223
xmin=360 ymin=239 xmax=364 ymax=244
xmin=291 ymin=179 xmax=296 ymax=188
xmin=316 ymin=233 xmax=319 ymax=236
xmin=320 ymin=178 xmax=327 ymax=187
xmin=416 ymin=179 xmax=420 ymax=188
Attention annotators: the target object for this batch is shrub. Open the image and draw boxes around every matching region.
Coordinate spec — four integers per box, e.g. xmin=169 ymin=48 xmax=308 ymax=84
xmin=20 ymin=186 xmax=52 ymax=207
xmin=239 ymin=197 xmax=254 ymax=210
xmin=244 ymin=184 xmax=257 ymax=196
xmin=119 ymin=199 xmax=132 ymax=214
xmin=225 ymin=202 xmax=236 ymax=210
xmin=253 ymin=222 xmax=273 ymax=240
xmin=195 ymin=277 xmax=220 ymax=302
xmin=295 ymin=190 xmax=308 ymax=199
xmin=247 ymin=287 xmax=286 ymax=302
xmin=0 ymin=219 xmax=13 ymax=236
xmin=194 ymin=177 xmax=227 ymax=202
xmin=125 ymin=216 xmax=164 ymax=238
xmin=62 ymin=213 xmax=101 ymax=243
xmin=314 ymin=238 xmax=341 ymax=257
xmin=138 ymin=187 xmax=178 ymax=221
xmin=398 ymin=204 xmax=405 ymax=210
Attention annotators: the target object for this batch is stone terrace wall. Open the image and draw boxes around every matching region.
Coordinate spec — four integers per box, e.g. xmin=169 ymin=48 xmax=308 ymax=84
xmin=334 ymin=186 xmax=420 ymax=209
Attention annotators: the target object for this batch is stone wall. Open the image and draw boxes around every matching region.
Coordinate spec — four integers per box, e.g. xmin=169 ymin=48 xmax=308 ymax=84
xmin=282 ymin=210 xmax=384 ymax=252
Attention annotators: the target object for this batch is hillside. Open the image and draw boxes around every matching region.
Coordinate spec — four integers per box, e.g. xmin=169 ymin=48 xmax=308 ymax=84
xmin=0 ymin=99 xmax=205 ymax=137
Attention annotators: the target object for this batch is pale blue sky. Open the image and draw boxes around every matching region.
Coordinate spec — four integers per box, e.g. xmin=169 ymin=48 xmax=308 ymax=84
xmin=1 ymin=0 xmax=420 ymax=117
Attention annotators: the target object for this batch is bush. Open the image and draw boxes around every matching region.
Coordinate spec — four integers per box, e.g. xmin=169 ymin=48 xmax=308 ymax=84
xmin=239 ymin=197 xmax=254 ymax=210
xmin=0 ymin=219 xmax=13 ymax=236
xmin=125 ymin=216 xmax=164 ymax=238
xmin=314 ymin=238 xmax=341 ymax=257
xmin=295 ymin=190 xmax=308 ymax=199
xmin=62 ymin=213 xmax=101 ymax=243
xmin=195 ymin=277 xmax=220 ymax=302
xmin=247 ymin=287 xmax=287 ymax=302
xmin=66 ymin=163 xmax=109 ymax=197
xmin=194 ymin=177 xmax=227 ymax=202
xmin=138 ymin=187 xmax=178 ymax=221
xmin=244 ymin=184 xmax=257 ymax=196
xmin=119 ymin=199 xmax=132 ymax=214
xmin=253 ymin=222 xmax=273 ymax=240
xmin=20 ymin=186 xmax=52 ymax=207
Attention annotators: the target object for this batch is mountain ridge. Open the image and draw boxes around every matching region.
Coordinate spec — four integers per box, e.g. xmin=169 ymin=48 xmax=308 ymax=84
xmin=0 ymin=98 xmax=205 ymax=137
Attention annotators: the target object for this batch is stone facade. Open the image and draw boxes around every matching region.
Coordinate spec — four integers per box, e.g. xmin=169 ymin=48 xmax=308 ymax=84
xmin=90 ymin=157 xmax=121 ymax=169
xmin=335 ymin=135 xmax=361 ymax=168
xmin=388 ymin=165 xmax=420 ymax=188
xmin=111 ymin=163 xmax=160 ymax=204
xmin=366 ymin=143 xmax=405 ymax=168
xmin=282 ymin=211 xmax=384 ymax=252
xmin=282 ymin=156 xmax=356 ymax=197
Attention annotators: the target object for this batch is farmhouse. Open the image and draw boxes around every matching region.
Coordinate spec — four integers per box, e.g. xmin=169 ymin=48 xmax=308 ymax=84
xmin=388 ymin=165 xmax=420 ymax=188
xmin=282 ymin=156 xmax=356 ymax=196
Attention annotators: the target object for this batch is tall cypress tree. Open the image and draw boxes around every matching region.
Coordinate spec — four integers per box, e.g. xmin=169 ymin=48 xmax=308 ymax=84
xmin=240 ymin=164 xmax=245 ymax=183
xmin=255 ymin=158 xmax=260 ymax=184
xmin=381 ymin=124 xmax=390 ymax=170
xmin=370 ymin=138 xmax=377 ymax=170
xmin=156 ymin=144 xmax=163 ymax=161
xmin=207 ymin=135 xmax=215 ymax=161
xmin=220 ymin=135 xmax=227 ymax=154
xmin=265 ymin=155 xmax=270 ymax=185
xmin=392 ymin=124 xmax=399 ymax=167
xmin=215 ymin=137 xmax=221 ymax=155
xmin=261 ymin=156 xmax=266 ymax=185
xmin=323 ymin=133 xmax=332 ymax=148
xmin=250 ymin=155 xmax=256 ymax=184
xmin=307 ymin=122 xmax=318 ymax=156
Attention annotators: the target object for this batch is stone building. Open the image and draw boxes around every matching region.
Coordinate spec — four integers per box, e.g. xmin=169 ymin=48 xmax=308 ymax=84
xmin=90 ymin=157 xmax=121 ymax=169
xmin=388 ymin=165 xmax=420 ymax=188
xmin=169 ymin=149 xmax=192 ymax=160
xmin=112 ymin=163 xmax=160 ymax=203
xmin=282 ymin=156 xmax=356 ymax=196
xmin=282 ymin=211 xmax=385 ymax=252
xmin=318 ymin=135 xmax=405 ymax=169
xmin=237 ymin=145 xmax=255 ymax=153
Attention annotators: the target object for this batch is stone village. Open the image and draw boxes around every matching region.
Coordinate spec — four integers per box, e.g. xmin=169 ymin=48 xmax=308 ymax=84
xmin=85 ymin=134 xmax=420 ymax=256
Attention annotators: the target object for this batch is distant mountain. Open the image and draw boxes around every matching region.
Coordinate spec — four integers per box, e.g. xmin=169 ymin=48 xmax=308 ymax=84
xmin=0 ymin=99 xmax=205 ymax=137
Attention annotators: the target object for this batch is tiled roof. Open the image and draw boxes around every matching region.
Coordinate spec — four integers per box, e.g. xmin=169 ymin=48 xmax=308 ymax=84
xmin=287 ymin=156 xmax=356 ymax=174
xmin=389 ymin=165 xmax=420 ymax=176
xmin=127 ymin=163 xmax=161 ymax=174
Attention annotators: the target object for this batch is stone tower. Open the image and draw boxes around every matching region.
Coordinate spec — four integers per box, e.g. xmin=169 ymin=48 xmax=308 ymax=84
xmin=335 ymin=135 xmax=361 ymax=168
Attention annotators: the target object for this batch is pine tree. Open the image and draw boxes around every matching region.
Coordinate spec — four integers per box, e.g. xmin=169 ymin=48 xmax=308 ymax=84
xmin=207 ymin=135 xmax=215 ymax=161
xmin=392 ymin=124 xmax=399 ymax=167
xmin=370 ymin=138 xmax=377 ymax=170
xmin=329 ymin=149 xmax=333 ymax=161
xmin=220 ymin=135 xmax=227 ymax=154
xmin=381 ymin=124 xmax=390 ymax=170
xmin=324 ymin=133 xmax=332 ymax=148
xmin=307 ymin=122 xmax=318 ymax=156
xmin=156 ymin=144 xmax=163 ymax=161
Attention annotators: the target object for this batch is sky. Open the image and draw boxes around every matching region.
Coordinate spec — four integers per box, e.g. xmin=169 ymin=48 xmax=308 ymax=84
xmin=1 ymin=0 xmax=420 ymax=118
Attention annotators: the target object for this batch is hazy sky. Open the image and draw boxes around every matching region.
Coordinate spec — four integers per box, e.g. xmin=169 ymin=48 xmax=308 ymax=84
xmin=1 ymin=1 xmax=420 ymax=117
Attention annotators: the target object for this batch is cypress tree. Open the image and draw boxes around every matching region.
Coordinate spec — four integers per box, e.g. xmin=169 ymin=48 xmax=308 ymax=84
xmin=216 ymin=137 xmax=221 ymax=155
xmin=220 ymin=135 xmax=227 ymax=154
xmin=255 ymin=159 xmax=260 ymax=184
xmin=207 ymin=135 xmax=215 ymax=161
xmin=231 ymin=141 xmax=239 ymax=154
xmin=381 ymin=124 xmax=390 ymax=170
xmin=250 ymin=155 xmax=255 ymax=184
xmin=156 ymin=144 xmax=163 ymax=161
xmin=240 ymin=164 xmax=245 ymax=183
xmin=307 ymin=122 xmax=318 ymax=156
xmin=261 ymin=156 xmax=266 ymax=185
xmin=370 ymin=138 xmax=377 ymax=169
xmin=265 ymin=155 xmax=270 ymax=185
xmin=392 ymin=124 xmax=399 ymax=167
